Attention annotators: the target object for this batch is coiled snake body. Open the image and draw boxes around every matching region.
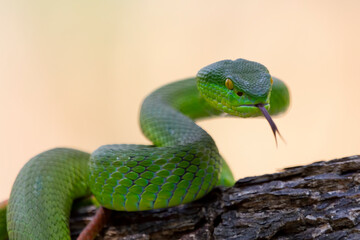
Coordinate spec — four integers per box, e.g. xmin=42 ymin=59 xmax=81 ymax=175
xmin=0 ymin=59 xmax=289 ymax=239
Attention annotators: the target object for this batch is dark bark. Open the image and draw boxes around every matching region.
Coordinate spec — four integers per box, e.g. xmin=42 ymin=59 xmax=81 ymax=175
xmin=70 ymin=155 xmax=360 ymax=240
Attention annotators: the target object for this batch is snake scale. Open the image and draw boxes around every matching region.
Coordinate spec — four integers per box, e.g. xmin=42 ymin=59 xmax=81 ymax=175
xmin=0 ymin=59 xmax=289 ymax=239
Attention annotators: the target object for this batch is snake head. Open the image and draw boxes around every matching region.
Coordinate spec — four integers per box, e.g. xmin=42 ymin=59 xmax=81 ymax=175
xmin=196 ymin=58 xmax=272 ymax=118
xmin=196 ymin=58 xmax=282 ymax=143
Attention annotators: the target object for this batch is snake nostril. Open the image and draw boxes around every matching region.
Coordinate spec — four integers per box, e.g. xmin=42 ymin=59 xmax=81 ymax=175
xmin=236 ymin=92 xmax=243 ymax=97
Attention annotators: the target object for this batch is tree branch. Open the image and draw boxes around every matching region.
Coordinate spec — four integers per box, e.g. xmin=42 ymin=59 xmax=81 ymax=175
xmin=70 ymin=155 xmax=360 ymax=239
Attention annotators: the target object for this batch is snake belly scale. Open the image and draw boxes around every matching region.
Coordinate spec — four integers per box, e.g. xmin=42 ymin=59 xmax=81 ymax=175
xmin=1 ymin=58 xmax=290 ymax=239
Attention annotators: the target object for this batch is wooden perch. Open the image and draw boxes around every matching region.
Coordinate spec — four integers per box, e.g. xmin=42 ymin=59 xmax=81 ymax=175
xmin=70 ymin=155 xmax=360 ymax=240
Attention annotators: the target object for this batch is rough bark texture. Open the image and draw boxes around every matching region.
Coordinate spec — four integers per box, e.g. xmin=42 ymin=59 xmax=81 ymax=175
xmin=70 ymin=155 xmax=360 ymax=240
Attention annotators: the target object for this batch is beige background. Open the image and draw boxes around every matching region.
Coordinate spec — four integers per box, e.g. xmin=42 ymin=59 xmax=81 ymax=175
xmin=1 ymin=1 xmax=360 ymax=200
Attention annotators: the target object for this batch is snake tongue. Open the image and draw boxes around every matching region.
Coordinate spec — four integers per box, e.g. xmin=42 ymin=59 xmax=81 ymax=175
xmin=256 ymin=104 xmax=284 ymax=146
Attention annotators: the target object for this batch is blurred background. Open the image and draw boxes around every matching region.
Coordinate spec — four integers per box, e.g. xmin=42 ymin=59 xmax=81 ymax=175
xmin=1 ymin=0 xmax=360 ymax=200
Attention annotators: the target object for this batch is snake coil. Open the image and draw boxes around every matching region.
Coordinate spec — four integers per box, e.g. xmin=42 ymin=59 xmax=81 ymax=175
xmin=1 ymin=59 xmax=289 ymax=239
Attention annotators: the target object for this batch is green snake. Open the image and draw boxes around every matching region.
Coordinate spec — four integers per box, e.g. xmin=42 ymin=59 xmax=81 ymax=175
xmin=0 ymin=59 xmax=289 ymax=239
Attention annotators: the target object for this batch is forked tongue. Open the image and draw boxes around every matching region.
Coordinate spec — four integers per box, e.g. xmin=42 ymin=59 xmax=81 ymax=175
xmin=256 ymin=104 xmax=284 ymax=146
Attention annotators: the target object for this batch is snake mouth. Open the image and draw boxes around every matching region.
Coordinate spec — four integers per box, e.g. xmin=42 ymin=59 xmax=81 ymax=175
xmin=255 ymin=103 xmax=283 ymax=146
xmin=238 ymin=103 xmax=269 ymax=107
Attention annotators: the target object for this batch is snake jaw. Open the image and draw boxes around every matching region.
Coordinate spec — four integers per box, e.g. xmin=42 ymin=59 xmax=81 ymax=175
xmin=256 ymin=104 xmax=284 ymax=146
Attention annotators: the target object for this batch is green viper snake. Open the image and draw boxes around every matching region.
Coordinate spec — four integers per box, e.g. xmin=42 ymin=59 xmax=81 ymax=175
xmin=0 ymin=59 xmax=289 ymax=239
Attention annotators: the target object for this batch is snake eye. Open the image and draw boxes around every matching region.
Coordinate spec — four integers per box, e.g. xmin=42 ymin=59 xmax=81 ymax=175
xmin=270 ymin=78 xmax=273 ymax=85
xmin=236 ymin=92 xmax=243 ymax=97
xmin=225 ymin=79 xmax=234 ymax=90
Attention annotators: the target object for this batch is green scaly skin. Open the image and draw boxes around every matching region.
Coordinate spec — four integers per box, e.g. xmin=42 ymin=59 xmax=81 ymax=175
xmin=0 ymin=59 xmax=290 ymax=239
xmin=0 ymin=201 xmax=7 ymax=240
